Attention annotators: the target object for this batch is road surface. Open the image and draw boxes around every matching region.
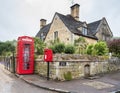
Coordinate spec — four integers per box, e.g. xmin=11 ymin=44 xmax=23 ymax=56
xmin=0 ymin=64 xmax=57 ymax=93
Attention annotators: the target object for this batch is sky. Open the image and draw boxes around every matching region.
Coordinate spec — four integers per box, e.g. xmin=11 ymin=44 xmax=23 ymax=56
xmin=0 ymin=0 xmax=120 ymax=41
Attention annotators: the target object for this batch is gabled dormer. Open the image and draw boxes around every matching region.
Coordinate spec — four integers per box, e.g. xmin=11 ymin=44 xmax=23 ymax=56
xmin=88 ymin=17 xmax=113 ymax=41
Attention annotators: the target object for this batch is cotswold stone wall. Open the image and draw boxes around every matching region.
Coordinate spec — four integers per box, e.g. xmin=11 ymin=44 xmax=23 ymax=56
xmin=35 ymin=54 xmax=120 ymax=81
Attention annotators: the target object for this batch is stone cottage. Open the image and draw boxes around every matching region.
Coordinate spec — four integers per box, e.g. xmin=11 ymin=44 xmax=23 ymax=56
xmin=36 ymin=4 xmax=113 ymax=45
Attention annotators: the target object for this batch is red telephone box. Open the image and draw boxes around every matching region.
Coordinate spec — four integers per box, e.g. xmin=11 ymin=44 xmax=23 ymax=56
xmin=16 ymin=36 xmax=34 ymax=74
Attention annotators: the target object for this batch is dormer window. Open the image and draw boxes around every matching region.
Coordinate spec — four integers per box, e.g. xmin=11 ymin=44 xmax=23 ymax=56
xmin=82 ymin=27 xmax=87 ymax=35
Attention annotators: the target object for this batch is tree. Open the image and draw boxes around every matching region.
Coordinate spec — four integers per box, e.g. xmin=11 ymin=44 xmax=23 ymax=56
xmin=107 ymin=39 xmax=120 ymax=57
xmin=34 ymin=37 xmax=46 ymax=55
xmin=0 ymin=40 xmax=16 ymax=56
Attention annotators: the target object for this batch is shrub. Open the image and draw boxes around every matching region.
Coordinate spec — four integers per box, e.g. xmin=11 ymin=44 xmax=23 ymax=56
xmin=94 ymin=41 xmax=108 ymax=56
xmin=74 ymin=37 xmax=88 ymax=54
xmin=34 ymin=37 xmax=46 ymax=55
xmin=53 ymin=43 xmax=65 ymax=53
xmin=86 ymin=44 xmax=94 ymax=55
xmin=65 ymin=45 xmax=75 ymax=54
xmin=64 ymin=71 xmax=72 ymax=81
xmin=86 ymin=41 xmax=108 ymax=56
xmin=48 ymin=46 xmax=56 ymax=53
xmin=54 ymin=43 xmax=65 ymax=53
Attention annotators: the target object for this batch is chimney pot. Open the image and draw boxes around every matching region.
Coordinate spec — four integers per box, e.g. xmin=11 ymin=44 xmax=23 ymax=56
xmin=40 ymin=19 xmax=46 ymax=29
xmin=70 ymin=4 xmax=80 ymax=21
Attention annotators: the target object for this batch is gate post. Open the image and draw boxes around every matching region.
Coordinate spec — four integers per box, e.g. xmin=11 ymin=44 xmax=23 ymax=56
xmin=12 ymin=52 xmax=15 ymax=73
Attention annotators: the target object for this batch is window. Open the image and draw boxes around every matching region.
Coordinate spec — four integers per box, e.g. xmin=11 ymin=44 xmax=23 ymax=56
xmin=82 ymin=27 xmax=87 ymax=35
xmin=54 ymin=31 xmax=58 ymax=40
xmin=40 ymin=33 xmax=44 ymax=41
xmin=102 ymin=35 xmax=106 ymax=41
xmin=103 ymin=35 xmax=110 ymax=41
xmin=23 ymin=44 xmax=30 ymax=70
xmin=41 ymin=33 xmax=43 ymax=36
xmin=71 ymin=34 xmax=74 ymax=44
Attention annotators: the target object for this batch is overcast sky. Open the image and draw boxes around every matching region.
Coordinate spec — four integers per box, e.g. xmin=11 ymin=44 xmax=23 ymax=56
xmin=0 ymin=0 xmax=120 ymax=41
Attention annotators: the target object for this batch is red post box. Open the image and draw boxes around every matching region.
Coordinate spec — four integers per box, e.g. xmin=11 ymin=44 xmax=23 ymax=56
xmin=44 ymin=49 xmax=53 ymax=80
xmin=44 ymin=49 xmax=53 ymax=62
xmin=16 ymin=36 xmax=34 ymax=74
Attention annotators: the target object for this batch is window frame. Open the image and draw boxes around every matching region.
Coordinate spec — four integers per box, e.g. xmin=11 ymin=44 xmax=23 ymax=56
xmin=82 ymin=27 xmax=88 ymax=35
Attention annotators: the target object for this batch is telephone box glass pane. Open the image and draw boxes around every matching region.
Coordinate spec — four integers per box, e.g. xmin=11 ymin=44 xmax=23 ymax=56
xmin=23 ymin=44 xmax=30 ymax=70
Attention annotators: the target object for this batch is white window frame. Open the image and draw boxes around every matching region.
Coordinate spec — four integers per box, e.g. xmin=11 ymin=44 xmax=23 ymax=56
xmin=82 ymin=27 xmax=87 ymax=35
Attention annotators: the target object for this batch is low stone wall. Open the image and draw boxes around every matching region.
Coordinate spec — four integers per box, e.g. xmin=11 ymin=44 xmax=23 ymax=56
xmin=35 ymin=55 xmax=120 ymax=81
xmin=34 ymin=61 xmax=56 ymax=78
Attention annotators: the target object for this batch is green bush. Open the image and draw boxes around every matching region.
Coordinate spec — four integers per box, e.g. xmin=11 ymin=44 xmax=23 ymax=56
xmin=54 ymin=43 xmax=65 ymax=53
xmin=86 ymin=41 xmax=108 ymax=56
xmin=94 ymin=41 xmax=108 ymax=56
xmin=49 ymin=46 xmax=56 ymax=53
xmin=64 ymin=71 xmax=72 ymax=81
xmin=50 ymin=43 xmax=65 ymax=53
xmin=34 ymin=37 xmax=46 ymax=55
xmin=86 ymin=44 xmax=94 ymax=55
xmin=65 ymin=45 xmax=75 ymax=54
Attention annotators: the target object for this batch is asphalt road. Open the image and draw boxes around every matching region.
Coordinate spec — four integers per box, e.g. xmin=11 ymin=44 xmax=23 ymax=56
xmin=0 ymin=65 xmax=57 ymax=93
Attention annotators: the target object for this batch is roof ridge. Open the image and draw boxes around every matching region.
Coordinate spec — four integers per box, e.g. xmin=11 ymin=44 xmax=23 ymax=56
xmin=40 ymin=23 xmax=51 ymax=30
xmin=88 ymin=19 xmax=102 ymax=25
xmin=56 ymin=12 xmax=83 ymax=24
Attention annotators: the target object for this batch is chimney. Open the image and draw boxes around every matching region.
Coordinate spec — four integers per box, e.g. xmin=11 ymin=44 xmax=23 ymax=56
xmin=40 ymin=19 xmax=46 ymax=29
xmin=71 ymin=4 xmax=80 ymax=21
